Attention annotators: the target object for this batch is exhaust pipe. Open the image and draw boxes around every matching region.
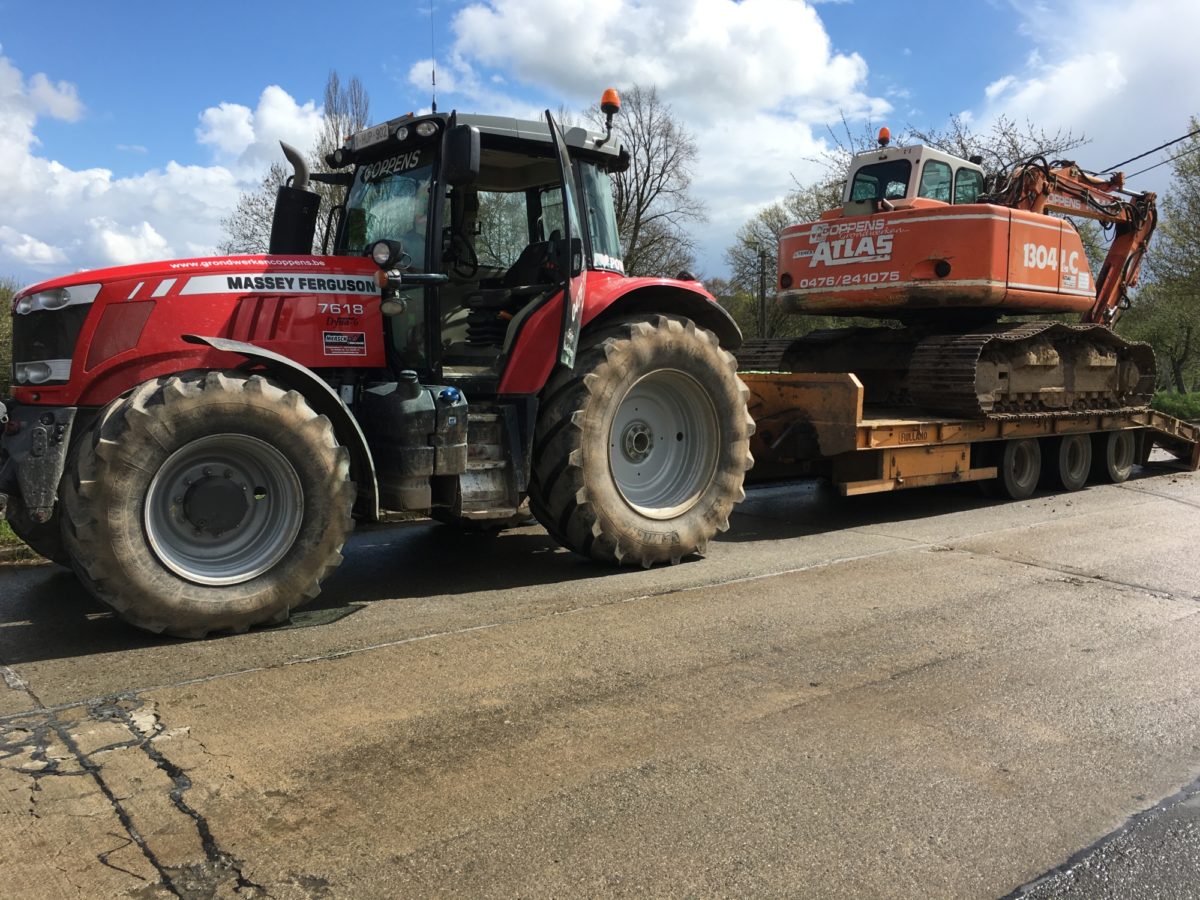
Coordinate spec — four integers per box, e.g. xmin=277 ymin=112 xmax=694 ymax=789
xmin=268 ymin=142 xmax=320 ymax=255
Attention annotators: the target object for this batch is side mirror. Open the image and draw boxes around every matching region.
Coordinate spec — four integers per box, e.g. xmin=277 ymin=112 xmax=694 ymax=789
xmin=445 ymin=125 xmax=480 ymax=186
xmin=554 ymin=237 xmax=584 ymax=278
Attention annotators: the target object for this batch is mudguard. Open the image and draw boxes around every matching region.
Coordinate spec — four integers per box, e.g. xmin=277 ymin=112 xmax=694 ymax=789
xmin=182 ymin=335 xmax=380 ymax=520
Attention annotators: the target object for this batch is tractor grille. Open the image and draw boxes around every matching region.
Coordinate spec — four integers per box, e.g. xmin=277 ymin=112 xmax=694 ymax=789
xmin=12 ymin=306 xmax=90 ymax=365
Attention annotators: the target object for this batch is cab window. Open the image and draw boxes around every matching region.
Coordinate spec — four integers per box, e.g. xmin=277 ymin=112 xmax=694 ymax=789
xmin=954 ymin=168 xmax=985 ymax=204
xmin=918 ymin=160 xmax=952 ymax=202
xmin=849 ymin=160 xmax=912 ymax=202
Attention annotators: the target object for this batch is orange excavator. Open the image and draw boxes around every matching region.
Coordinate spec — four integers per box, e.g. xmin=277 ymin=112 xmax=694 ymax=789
xmin=741 ymin=131 xmax=1159 ymax=417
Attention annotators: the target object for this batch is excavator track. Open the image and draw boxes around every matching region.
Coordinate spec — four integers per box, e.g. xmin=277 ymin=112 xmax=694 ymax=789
xmin=737 ymin=324 xmax=1156 ymax=418
xmin=908 ymin=323 xmax=1156 ymax=416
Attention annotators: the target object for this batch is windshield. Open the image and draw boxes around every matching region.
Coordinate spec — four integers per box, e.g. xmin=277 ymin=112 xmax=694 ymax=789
xmin=849 ymin=159 xmax=912 ymax=202
xmin=343 ymin=147 xmax=435 ymax=268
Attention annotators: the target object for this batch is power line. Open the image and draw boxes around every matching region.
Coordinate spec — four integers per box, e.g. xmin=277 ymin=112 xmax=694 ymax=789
xmin=1125 ymin=143 xmax=1200 ymax=181
xmin=1103 ymin=127 xmax=1200 ymax=173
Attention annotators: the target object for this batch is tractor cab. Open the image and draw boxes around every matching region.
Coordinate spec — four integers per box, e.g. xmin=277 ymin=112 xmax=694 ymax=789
xmin=297 ymin=108 xmax=628 ymax=392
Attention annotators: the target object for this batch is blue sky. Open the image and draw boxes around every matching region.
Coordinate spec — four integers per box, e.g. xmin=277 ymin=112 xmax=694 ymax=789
xmin=1 ymin=0 xmax=1194 ymax=286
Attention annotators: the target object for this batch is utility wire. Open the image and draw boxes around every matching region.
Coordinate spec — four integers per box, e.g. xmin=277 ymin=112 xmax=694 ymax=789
xmin=1103 ymin=127 xmax=1200 ymax=172
xmin=1125 ymin=143 xmax=1200 ymax=181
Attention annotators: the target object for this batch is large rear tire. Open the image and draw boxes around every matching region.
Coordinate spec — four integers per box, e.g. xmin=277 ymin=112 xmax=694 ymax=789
xmin=60 ymin=372 xmax=355 ymax=638
xmin=528 ymin=315 xmax=754 ymax=567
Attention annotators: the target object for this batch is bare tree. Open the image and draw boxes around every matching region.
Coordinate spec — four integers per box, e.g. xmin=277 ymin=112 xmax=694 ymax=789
xmin=219 ymin=71 xmax=370 ymax=255
xmin=600 ymin=85 xmax=706 ymax=277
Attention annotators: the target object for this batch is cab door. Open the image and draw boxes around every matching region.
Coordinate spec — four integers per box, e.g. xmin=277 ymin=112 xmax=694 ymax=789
xmin=545 ymin=111 xmax=587 ymax=369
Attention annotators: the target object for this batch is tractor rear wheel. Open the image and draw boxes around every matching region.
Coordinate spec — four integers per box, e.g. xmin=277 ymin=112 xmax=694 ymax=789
xmin=529 ymin=315 xmax=754 ymax=567
xmin=60 ymin=372 xmax=354 ymax=638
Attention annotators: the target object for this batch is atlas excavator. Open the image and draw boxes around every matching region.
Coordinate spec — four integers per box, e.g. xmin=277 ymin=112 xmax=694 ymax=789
xmin=738 ymin=130 xmax=1197 ymax=498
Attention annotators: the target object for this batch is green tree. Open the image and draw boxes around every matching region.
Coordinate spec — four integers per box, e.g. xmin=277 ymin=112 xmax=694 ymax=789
xmin=0 ymin=276 xmax=17 ymax=397
xmin=1120 ymin=117 xmax=1200 ymax=391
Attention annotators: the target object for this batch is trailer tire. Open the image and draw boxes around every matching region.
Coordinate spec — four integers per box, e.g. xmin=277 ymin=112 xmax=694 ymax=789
xmin=528 ymin=315 xmax=754 ymax=567
xmin=995 ymin=438 xmax=1041 ymax=500
xmin=1090 ymin=430 xmax=1136 ymax=484
xmin=60 ymin=372 xmax=354 ymax=638
xmin=5 ymin=497 xmax=70 ymax=566
xmin=1041 ymin=433 xmax=1091 ymax=492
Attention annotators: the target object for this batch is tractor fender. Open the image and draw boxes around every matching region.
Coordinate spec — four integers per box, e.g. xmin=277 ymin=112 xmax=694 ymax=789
xmin=181 ymin=335 xmax=380 ymax=520
xmin=585 ymin=282 xmax=743 ymax=350
xmin=498 ymin=275 xmax=743 ymax=396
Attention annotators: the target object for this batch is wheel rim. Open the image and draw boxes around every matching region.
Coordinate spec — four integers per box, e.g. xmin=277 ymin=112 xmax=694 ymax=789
xmin=144 ymin=434 xmax=304 ymax=586
xmin=608 ymin=369 xmax=720 ymax=519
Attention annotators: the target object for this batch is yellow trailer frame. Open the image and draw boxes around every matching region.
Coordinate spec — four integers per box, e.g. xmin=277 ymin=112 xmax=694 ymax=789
xmin=742 ymin=373 xmax=1200 ymax=496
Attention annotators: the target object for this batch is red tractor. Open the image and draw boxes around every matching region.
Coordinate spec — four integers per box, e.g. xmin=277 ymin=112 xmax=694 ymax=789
xmin=0 ymin=92 xmax=754 ymax=637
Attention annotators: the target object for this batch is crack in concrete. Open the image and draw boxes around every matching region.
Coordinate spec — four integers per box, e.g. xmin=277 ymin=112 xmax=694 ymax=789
xmin=1116 ymin=481 xmax=1200 ymax=510
xmin=92 ymin=697 xmax=267 ymax=898
xmin=2 ymin=700 xmax=266 ymax=899
xmin=948 ymin=548 xmax=1200 ymax=606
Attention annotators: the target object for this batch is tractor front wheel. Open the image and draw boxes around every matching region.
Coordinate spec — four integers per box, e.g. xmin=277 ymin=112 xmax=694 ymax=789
xmin=529 ymin=315 xmax=754 ymax=567
xmin=60 ymin=372 xmax=354 ymax=638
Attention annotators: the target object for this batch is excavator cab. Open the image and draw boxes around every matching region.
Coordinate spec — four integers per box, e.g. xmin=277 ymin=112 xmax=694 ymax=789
xmin=843 ymin=144 xmax=986 ymax=214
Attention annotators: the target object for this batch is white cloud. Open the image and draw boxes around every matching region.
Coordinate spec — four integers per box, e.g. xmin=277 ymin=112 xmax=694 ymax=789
xmin=196 ymin=85 xmax=323 ymax=175
xmin=0 ymin=53 xmax=327 ymax=285
xmin=431 ymin=0 xmax=888 ymax=274
xmin=972 ymin=0 xmax=1199 ymax=192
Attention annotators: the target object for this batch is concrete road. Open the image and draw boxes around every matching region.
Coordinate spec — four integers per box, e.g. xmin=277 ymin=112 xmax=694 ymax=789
xmin=2 ymin=463 xmax=1199 ymax=899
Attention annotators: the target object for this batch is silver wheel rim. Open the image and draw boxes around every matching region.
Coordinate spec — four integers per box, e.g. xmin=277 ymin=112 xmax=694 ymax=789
xmin=144 ymin=434 xmax=304 ymax=586
xmin=608 ymin=369 xmax=719 ymax=519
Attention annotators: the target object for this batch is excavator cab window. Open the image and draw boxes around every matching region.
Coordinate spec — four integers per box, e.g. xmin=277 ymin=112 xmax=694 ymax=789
xmin=849 ymin=160 xmax=911 ymax=202
xmin=918 ymin=160 xmax=952 ymax=202
xmin=954 ymin=168 xmax=985 ymax=204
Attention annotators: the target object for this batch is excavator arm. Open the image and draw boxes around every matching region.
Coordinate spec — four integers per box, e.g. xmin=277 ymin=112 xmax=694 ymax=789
xmin=987 ymin=159 xmax=1157 ymax=325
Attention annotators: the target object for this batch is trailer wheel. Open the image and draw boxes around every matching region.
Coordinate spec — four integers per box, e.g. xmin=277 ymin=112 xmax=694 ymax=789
xmin=994 ymin=438 xmax=1041 ymax=500
xmin=1090 ymin=430 xmax=1136 ymax=484
xmin=1042 ymin=433 xmax=1092 ymax=492
xmin=5 ymin=497 xmax=70 ymax=566
xmin=60 ymin=372 xmax=354 ymax=638
xmin=529 ymin=315 xmax=754 ymax=567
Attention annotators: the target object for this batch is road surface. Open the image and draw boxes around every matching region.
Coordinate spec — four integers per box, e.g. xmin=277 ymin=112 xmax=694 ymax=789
xmin=2 ymin=463 xmax=1198 ymax=898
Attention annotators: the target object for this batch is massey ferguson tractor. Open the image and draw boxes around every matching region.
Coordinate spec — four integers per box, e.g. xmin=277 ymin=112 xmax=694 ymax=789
xmin=0 ymin=91 xmax=755 ymax=637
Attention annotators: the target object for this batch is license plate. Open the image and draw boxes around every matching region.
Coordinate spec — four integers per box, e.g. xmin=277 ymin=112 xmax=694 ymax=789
xmin=351 ymin=123 xmax=390 ymax=151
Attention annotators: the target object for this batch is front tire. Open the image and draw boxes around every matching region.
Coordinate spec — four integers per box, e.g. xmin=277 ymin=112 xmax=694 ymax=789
xmin=60 ymin=372 xmax=354 ymax=638
xmin=529 ymin=315 xmax=754 ymax=567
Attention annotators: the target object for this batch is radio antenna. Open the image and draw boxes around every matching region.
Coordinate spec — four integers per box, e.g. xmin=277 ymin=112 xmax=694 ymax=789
xmin=430 ymin=0 xmax=438 ymax=113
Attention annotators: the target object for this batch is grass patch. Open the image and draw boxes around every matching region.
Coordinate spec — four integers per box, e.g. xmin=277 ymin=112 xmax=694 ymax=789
xmin=1151 ymin=391 xmax=1200 ymax=421
xmin=0 ymin=518 xmax=20 ymax=546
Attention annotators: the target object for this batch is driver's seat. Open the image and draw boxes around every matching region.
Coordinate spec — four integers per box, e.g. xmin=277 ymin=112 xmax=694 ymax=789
xmin=464 ymin=241 xmax=558 ymax=346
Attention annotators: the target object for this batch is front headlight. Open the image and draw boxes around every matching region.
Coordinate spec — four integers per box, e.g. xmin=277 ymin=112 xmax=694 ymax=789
xmin=13 ymin=283 xmax=102 ymax=315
